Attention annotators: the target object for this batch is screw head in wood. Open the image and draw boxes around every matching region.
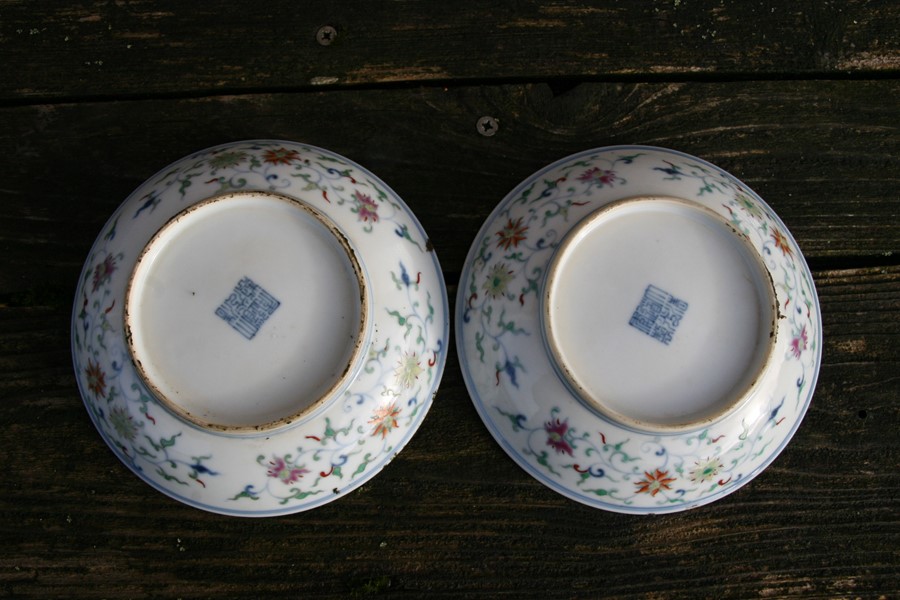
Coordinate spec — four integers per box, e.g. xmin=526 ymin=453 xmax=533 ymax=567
xmin=316 ymin=25 xmax=337 ymax=46
xmin=477 ymin=116 xmax=499 ymax=137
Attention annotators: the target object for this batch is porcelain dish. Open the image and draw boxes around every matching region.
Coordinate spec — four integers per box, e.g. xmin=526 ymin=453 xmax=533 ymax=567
xmin=456 ymin=146 xmax=821 ymax=514
xmin=73 ymin=140 xmax=449 ymax=516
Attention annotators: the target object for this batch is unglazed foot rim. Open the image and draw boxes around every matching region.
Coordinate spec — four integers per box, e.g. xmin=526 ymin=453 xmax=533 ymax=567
xmin=542 ymin=196 xmax=777 ymax=433
xmin=125 ymin=191 xmax=369 ymax=434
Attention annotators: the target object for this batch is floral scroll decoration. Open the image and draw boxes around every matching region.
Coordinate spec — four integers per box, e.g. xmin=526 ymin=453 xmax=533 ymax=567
xmin=462 ymin=153 xmax=643 ymax=389
xmin=231 ymin=260 xmax=444 ymax=506
xmin=460 ymin=148 xmax=820 ymax=511
xmin=75 ymin=238 xmax=220 ymax=491
xmin=133 ymin=142 xmax=426 ymax=250
xmin=73 ymin=141 xmax=445 ymax=513
xmin=497 ymin=399 xmax=791 ymax=509
xmin=651 ymin=158 xmax=819 ymax=411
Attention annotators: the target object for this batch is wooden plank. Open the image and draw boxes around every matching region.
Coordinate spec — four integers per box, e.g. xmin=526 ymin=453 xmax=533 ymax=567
xmin=3 ymin=0 xmax=900 ymax=101
xmin=2 ymin=80 xmax=898 ymax=297
xmin=0 ymin=266 xmax=897 ymax=597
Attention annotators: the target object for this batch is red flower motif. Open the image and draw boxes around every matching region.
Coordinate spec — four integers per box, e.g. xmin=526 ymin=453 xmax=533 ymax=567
xmin=85 ymin=358 xmax=107 ymax=398
xmin=262 ymin=148 xmax=300 ymax=165
xmin=772 ymin=228 xmax=794 ymax=258
xmin=544 ymin=417 xmax=573 ymax=456
xmin=496 ymin=217 xmax=528 ymax=250
xmin=92 ymin=254 xmax=117 ymax=292
xmin=369 ymin=402 xmax=401 ymax=438
xmin=635 ymin=469 xmax=676 ymax=497
xmin=267 ymin=457 xmax=309 ymax=484
xmin=789 ymin=325 xmax=808 ymax=358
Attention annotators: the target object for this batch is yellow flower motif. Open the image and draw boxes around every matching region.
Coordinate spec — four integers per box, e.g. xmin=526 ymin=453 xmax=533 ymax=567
xmin=483 ymin=262 xmax=514 ymax=299
xmin=395 ymin=352 xmax=424 ymax=388
xmin=689 ymin=457 xmax=723 ymax=483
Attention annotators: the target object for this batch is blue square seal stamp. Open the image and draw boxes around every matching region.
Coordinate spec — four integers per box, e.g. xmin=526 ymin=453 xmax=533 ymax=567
xmin=629 ymin=285 xmax=688 ymax=345
xmin=215 ymin=277 xmax=281 ymax=340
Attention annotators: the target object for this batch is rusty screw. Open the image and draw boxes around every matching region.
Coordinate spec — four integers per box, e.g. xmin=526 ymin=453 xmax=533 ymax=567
xmin=477 ymin=116 xmax=499 ymax=137
xmin=316 ymin=25 xmax=337 ymax=46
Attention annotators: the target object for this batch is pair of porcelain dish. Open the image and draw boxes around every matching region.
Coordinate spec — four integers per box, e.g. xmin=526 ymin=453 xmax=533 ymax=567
xmin=72 ymin=140 xmax=821 ymax=516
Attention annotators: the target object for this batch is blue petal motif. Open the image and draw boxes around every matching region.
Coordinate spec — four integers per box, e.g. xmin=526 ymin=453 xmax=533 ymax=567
xmin=653 ymin=163 xmax=683 ymax=179
xmin=587 ymin=465 xmax=605 ymax=478
xmin=769 ymin=396 xmax=785 ymax=422
xmin=500 ymin=359 xmax=519 ymax=388
xmin=190 ymin=463 xmax=219 ymax=476
xmin=399 ymin=262 xmax=411 ymax=287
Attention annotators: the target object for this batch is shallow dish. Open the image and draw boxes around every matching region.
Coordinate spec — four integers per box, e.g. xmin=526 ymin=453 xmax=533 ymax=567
xmin=457 ymin=146 xmax=821 ymax=514
xmin=73 ymin=140 xmax=449 ymax=516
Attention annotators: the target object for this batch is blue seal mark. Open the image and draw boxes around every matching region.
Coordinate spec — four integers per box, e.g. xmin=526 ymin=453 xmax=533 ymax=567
xmin=215 ymin=277 xmax=280 ymax=340
xmin=629 ymin=285 xmax=688 ymax=345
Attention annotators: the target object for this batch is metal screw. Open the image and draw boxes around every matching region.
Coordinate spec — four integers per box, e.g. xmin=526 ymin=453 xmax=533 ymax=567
xmin=316 ymin=25 xmax=337 ymax=46
xmin=477 ymin=116 xmax=499 ymax=137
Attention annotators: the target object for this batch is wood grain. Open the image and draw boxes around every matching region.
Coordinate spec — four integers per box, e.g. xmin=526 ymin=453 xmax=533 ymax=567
xmin=1 ymin=80 xmax=898 ymax=298
xmin=0 ymin=268 xmax=897 ymax=597
xmin=3 ymin=0 xmax=900 ymax=101
xmin=1 ymin=1 xmax=898 ymax=598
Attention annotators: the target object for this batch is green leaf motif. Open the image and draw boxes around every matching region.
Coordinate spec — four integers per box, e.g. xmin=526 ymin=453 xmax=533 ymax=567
xmin=155 ymin=466 xmax=188 ymax=487
xmin=279 ymin=489 xmax=324 ymax=505
xmin=230 ymin=487 xmax=260 ymax=502
xmin=352 ymin=453 xmax=374 ymax=479
xmin=535 ymin=450 xmax=561 ymax=476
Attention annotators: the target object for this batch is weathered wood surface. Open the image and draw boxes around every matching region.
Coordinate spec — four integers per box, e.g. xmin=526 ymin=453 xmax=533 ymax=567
xmin=1 ymin=1 xmax=898 ymax=598
xmin=2 ymin=0 xmax=900 ymax=101
xmin=2 ymin=80 xmax=898 ymax=296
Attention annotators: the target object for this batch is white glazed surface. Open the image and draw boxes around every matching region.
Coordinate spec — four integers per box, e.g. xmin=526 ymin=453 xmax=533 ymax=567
xmin=456 ymin=146 xmax=821 ymax=514
xmin=543 ymin=197 xmax=775 ymax=430
xmin=73 ymin=140 xmax=449 ymax=516
xmin=126 ymin=192 xmax=368 ymax=431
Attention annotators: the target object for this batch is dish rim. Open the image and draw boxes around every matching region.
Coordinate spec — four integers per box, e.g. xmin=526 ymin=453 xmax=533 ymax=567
xmin=72 ymin=139 xmax=450 ymax=516
xmin=455 ymin=144 xmax=822 ymax=514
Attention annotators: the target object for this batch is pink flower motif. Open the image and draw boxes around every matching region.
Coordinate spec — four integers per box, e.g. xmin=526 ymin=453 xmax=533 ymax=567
xmin=577 ymin=167 xmax=617 ymax=186
xmin=544 ymin=417 xmax=574 ymax=456
xmin=355 ymin=191 xmax=379 ymax=222
xmin=267 ymin=457 xmax=309 ymax=484
xmin=790 ymin=325 xmax=808 ymax=358
xmin=92 ymin=254 xmax=117 ymax=292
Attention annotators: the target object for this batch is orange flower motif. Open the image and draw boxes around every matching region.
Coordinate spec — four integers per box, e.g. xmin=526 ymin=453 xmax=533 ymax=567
xmin=635 ymin=469 xmax=676 ymax=497
xmin=369 ymin=402 xmax=401 ymax=438
xmin=85 ymin=359 xmax=107 ymax=399
xmin=496 ymin=217 xmax=528 ymax=250
xmin=772 ymin=228 xmax=794 ymax=258
xmin=262 ymin=148 xmax=300 ymax=165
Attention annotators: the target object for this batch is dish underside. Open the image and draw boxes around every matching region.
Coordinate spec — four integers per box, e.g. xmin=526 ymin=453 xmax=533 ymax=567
xmin=457 ymin=145 xmax=821 ymax=514
xmin=543 ymin=196 xmax=777 ymax=432
xmin=125 ymin=191 xmax=368 ymax=433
